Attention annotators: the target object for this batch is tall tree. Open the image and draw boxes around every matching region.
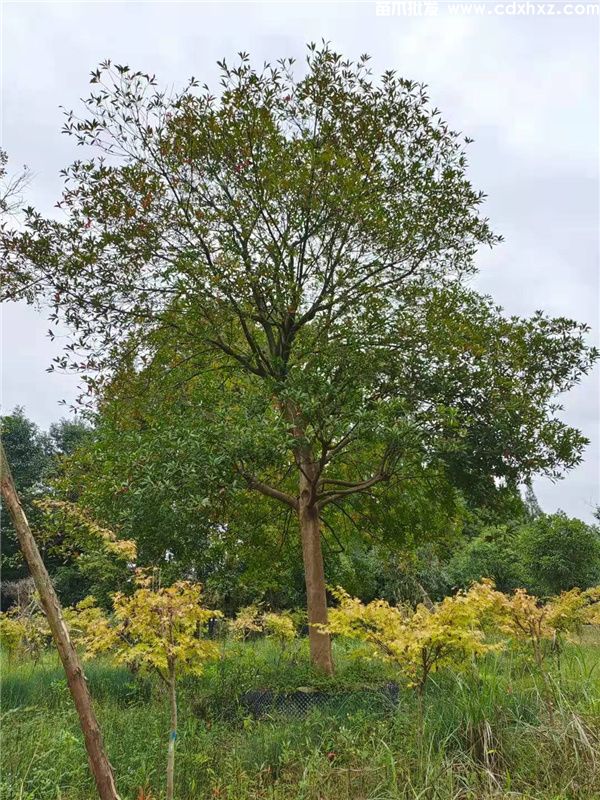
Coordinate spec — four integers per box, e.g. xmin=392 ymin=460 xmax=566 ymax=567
xmin=2 ymin=46 xmax=596 ymax=671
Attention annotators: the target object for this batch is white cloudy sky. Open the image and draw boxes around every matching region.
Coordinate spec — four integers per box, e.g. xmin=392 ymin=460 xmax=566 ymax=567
xmin=1 ymin=1 xmax=598 ymax=520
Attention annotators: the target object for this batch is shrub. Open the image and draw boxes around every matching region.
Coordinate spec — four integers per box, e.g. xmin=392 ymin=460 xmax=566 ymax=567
xmin=263 ymin=612 xmax=297 ymax=644
xmin=229 ymin=606 xmax=297 ymax=645
xmin=66 ymin=576 xmax=221 ymax=800
xmin=0 ymin=599 xmax=50 ymax=661
xmin=324 ymin=583 xmax=501 ymax=695
xmin=518 ymin=513 xmax=600 ymax=596
xmin=228 ymin=604 xmax=263 ymax=641
xmin=470 ymin=583 xmax=600 ymax=667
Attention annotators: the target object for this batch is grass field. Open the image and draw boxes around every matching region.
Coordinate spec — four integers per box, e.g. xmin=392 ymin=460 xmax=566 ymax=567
xmin=1 ymin=636 xmax=599 ymax=800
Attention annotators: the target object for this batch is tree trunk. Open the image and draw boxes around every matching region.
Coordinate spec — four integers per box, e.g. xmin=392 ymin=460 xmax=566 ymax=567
xmin=281 ymin=400 xmax=333 ymax=674
xmin=166 ymin=666 xmax=178 ymax=800
xmin=0 ymin=442 xmax=120 ymax=800
xmin=298 ymin=480 xmax=333 ymax=675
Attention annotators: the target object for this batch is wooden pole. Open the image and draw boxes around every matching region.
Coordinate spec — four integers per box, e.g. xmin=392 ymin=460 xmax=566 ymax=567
xmin=1 ymin=441 xmax=120 ymax=800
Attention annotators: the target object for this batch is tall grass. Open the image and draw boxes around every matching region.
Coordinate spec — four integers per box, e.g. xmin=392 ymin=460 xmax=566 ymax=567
xmin=1 ymin=637 xmax=599 ymax=800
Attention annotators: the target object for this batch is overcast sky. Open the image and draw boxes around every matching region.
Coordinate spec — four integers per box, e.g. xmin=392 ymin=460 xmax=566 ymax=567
xmin=1 ymin=0 xmax=598 ymax=521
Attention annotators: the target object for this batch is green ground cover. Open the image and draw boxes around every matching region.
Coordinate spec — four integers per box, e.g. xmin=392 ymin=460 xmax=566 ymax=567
xmin=1 ymin=635 xmax=599 ymax=800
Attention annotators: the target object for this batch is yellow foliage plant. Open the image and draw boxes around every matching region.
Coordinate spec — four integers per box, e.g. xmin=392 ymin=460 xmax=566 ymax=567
xmin=497 ymin=585 xmax=600 ymax=665
xmin=0 ymin=600 xmax=50 ymax=662
xmin=325 ymin=583 xmax=501 ymax=695
xmin=263 ymin=611 xmax=297 ymax=644
xmin=228 ymin=604 xmax=263 ymax=641
xmin=66 ymin=577 xmax=221 ymax=800
xmin=229 ymin=606 xmax=297 ymax=653
xmin=454 ymin=581 xmax=600 ymax=667
xmin=0 ymin=613 xmax=28 ymax=660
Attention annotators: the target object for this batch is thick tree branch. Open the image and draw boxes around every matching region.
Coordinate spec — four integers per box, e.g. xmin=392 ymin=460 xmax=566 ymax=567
xmin=240 ymin=470 xmax=298 ymax=510
xmin=317 ymin=470 xmax=390 ymax=509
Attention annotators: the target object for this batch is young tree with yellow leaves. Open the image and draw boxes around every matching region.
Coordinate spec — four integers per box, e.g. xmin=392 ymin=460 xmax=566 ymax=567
xmin=324 ymin=584 xmax=501 ymax=696
xmin=263 ymin=611 xmax=297 ymax=646
xmin=0 ymin=599 xmax=50 ymax=662
xmin=68 ymin=578 xmax=221 ymax=800
xmin=0 ymin=613 xmax=39 ymax=661
xmin=229 ymin=604 xmax=297 ymax=646
xmin=228 ymin=603 xmax=264 ymax=641
xmin=491 ymin=585 xmax=600 ymax=666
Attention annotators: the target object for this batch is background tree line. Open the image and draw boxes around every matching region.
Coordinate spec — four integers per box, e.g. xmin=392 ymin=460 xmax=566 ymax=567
xmin=3 ymin=406 xmax=598 ymax=616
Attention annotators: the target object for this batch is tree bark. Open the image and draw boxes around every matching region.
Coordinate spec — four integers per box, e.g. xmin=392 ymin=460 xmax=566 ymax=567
xmin=298 ymin=500 xmax=334 ymax=674
xmin=166 ymin=665 xmax=178 ymax=800
xmin=0 ymin=442 xmax=120 ymax=800
xmin=297 ymin=458 xmax=333 ymax=675
xmin=281 ymin=400 xmax=334 ymax=674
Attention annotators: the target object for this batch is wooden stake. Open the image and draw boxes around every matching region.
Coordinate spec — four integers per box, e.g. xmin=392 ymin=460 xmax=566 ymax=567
xmin=1 ymin=441 xmax=120 ymax=800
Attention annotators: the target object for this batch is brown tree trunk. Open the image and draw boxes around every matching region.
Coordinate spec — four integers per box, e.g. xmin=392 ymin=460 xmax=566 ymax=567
xmin=281 ymin=400 xmax=333 ymax=674
xmin=298 ymin=469 xmax=333 ymax=675
xmin=0 ymin=442 xmax=120 ymax=800
xmin=298 ymin=502 xmax=334 ymax=674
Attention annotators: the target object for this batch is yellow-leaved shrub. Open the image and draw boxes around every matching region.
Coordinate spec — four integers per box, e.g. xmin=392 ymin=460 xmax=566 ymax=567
xmin=0 ymin=614 xmax=29 ymax=660
xmin=65 ymin=576 xmax=221 ymax=800
xmin=324 ymin=580 xmax=600 ymax=689
xmin=325 ymin=583 xmax=502 ymax=694
xmin=468 ymin=584 xmax=600 ymax=666
xmin=228 ymin=604 xmax=263 ymax=641
xmin=0 ymin=602 xmax=50 ymax=661
xmin=229 ymin=606 xmax=297 ymax=644
xmin=263 ymin=611 xmax=297 ymax=644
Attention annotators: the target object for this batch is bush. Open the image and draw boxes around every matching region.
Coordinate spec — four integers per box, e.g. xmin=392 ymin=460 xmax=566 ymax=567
xmin=447 ymin=524 xmax=525 ymax=592
xmin=518 ymin=512 xmax=600 ymax=596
